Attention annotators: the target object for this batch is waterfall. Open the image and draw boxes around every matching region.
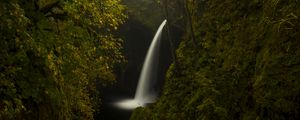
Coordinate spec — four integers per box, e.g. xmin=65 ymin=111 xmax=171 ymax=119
xmin=134 ymin=19 xmax=167 ymax=103
xmin=115 ymin=20 xmax=167 ymax=109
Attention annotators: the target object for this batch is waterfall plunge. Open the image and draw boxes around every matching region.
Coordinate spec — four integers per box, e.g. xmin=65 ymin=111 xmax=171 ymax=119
xmin=115 ymin=20 xmax=167 ymax=109
xmin=135 ymin=19 xmax=167 ymax=103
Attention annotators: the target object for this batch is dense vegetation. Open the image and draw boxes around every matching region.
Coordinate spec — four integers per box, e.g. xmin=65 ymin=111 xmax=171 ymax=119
xmin=0 ymin=0 xmax=126 ymax=119
xmin=131 ymin=0 xmax=300 ymax=119
xmin=122 ymin=0 xmax=163 ymax=30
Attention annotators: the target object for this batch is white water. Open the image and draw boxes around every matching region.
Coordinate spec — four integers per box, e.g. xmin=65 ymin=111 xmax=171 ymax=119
xmin=115 ymin=20 xmax=167 ymax=109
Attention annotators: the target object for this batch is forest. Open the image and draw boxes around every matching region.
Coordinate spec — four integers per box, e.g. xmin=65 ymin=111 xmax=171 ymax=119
xmin=0 ymin=0 xmax=126 ymax=119
xmin=1 ymin=0 xmax=299 ymax=120
xmin=131 ymin=0 xmax=300 ymax=120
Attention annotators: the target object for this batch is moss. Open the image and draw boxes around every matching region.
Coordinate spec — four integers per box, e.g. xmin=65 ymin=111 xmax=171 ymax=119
xmin=131 ymin=0 xmax=300 ymax=120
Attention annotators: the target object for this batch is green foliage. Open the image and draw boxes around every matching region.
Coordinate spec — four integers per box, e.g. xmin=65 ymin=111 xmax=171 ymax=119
xmin=131 ymin=0 xmax=300 ymax=120
xmin=0 ymin=0 xmax=126 ymax=119
xmin=122 ymin=0 xmax=163 ymax=31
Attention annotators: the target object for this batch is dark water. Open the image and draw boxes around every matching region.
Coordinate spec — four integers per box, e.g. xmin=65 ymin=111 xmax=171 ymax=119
xmin=99 ymin=89 xmax=134 ymax=120
xmin=101 ymin=104 xmax=133 ymax=120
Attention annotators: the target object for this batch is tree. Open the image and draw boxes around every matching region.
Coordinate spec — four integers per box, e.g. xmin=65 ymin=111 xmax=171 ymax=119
xmin=130 ymin=0 xmax=300 ymax=120
xmin=0 ymin=0 xmax=126 ymax=119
